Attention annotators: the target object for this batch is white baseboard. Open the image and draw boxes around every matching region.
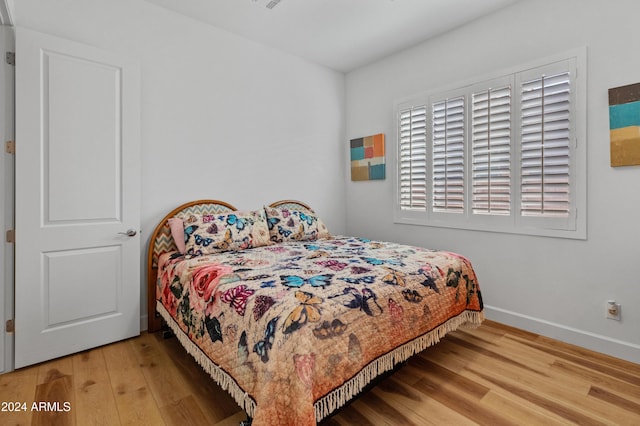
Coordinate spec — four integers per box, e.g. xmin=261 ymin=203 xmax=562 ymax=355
xmin=140 ymin=314 xmax=148 ymax=332
xmin=484 ymin=305 xmax=640 ymax=365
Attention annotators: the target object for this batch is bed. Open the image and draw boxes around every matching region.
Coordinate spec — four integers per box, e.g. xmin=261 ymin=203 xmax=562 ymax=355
xmin=147 ymin=199 xmax=484 ymax=425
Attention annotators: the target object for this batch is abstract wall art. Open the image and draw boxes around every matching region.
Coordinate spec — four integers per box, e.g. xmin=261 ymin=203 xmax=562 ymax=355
xmin=609 ymin=82 xmax=640 ymax=167
xmin=350 ymin=133 xmax=385 ymax=181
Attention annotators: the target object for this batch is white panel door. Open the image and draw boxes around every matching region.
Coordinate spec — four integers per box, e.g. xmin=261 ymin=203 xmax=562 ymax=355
xmin=14 ymin=27 xmax=140 ymax=368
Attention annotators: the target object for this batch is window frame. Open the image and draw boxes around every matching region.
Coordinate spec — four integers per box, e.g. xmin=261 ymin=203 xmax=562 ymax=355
xmin=393 ymin=48 xmax=587 ymax=239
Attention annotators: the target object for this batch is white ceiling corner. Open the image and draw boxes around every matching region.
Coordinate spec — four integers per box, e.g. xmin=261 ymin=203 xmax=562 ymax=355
xmin=145 ymin=0 xmax=521 ymax=72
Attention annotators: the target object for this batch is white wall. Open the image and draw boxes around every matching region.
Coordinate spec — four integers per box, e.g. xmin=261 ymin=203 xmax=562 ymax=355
xmin=345 ymin=0 xmax=640 ymax=363
xmin=14 ymin=0 xmax=346 ymax=326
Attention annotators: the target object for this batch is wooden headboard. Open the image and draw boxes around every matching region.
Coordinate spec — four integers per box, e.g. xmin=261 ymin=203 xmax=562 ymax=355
xmin=146 ymin=199 xmax=237 ymax=332
xmin=147 ymin=199 xmax=316 ymax=332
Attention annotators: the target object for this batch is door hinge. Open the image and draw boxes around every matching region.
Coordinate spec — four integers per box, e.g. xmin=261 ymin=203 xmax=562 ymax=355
xmin=6 ymin=229 xmax=14 ymax=243
xmin=6 ymin=319 xmax=14 ymax=333
xmin=5 ymin=51 xmax=14 ymax=66
xmin=5 ymin=140 xmax=14 ymax=154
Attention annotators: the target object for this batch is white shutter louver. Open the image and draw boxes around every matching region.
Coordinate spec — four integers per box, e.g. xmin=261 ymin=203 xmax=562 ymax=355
xmin=399 ymin=105 xmax=427 ymax=210
xmin=520 ymin=71 xmax=571 ymax=218
xmin=472 ymin=85 xmax=511 ymax=215
xmin=432 ymin=96 xmax=465 ymax=213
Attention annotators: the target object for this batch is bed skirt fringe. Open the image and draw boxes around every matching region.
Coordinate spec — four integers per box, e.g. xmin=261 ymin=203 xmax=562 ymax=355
xmin=313 ymin=309 xmax=484 ymax=422
xmin=156 ymin=302 xmax=258 ymax=418
xmin=157 ymin=302 xmax=483 ymax=423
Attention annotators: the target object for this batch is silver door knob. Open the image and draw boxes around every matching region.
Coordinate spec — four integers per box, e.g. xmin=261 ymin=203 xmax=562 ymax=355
xmin=118 ymin=229 xmax=137 ymax=237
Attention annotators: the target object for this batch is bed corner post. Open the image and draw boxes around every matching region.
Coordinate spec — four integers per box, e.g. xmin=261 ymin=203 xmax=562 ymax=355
xmin=147 ymin=264 xmax=163 ymax=333
xmin=147 ymin=222 xmax=163 ymax=333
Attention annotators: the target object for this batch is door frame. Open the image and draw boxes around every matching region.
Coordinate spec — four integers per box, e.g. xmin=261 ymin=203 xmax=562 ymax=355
xmin=0 ymin=24 xmax=15 ymax=374
xmin=0 ymin=1 xmax=13 ymax=27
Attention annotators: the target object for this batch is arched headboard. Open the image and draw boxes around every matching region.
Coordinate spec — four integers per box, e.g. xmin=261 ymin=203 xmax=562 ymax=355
xmin=146 ymin=199 xmax=237 ymax=332
xmin=268 ymin=199 xmax=315 ymax=212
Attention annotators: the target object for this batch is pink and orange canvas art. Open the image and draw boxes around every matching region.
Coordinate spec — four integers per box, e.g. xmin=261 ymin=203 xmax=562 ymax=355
xmin=350 ymin=133 xmax=385 ymax=181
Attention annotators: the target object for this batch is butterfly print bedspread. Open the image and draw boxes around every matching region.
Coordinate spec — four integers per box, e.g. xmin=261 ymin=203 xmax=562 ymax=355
xmin=157 ymin=236 xmax=484 ymax=425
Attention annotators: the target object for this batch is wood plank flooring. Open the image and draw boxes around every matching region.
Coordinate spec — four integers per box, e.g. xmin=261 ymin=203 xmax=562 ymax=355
xmin=0 ymin=320 xmax=638 ymax=425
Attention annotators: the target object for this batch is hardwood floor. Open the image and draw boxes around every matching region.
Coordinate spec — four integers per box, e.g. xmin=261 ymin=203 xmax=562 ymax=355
xmin=1 ymin=320 xmax=638 ymax=425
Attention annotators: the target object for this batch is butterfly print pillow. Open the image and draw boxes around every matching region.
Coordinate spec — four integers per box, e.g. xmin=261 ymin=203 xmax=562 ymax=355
xmin=264 ymin=206 xmax=330 ymax=243
xmin=183 ymin=209 xmax=272 ymax=255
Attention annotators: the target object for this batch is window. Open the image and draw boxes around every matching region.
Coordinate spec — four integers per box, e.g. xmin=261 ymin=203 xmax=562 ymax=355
xmin=394 ymin=50 xmax=586 ymax=239
xmin=432 ymin=96 xmax=465 ymax=214
xmin=398 ymin=106 xmax=427 ymax=211
xmin=471 ymin=84 xmax=511 ymax=216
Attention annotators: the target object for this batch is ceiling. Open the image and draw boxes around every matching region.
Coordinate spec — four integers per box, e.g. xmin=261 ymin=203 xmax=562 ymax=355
xmin=144 ymin=0 xmax=521 ymax=73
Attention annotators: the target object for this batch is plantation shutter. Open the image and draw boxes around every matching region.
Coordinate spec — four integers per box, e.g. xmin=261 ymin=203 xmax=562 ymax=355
xmin=432 ymin=96 xmax=465 ymax=213
xmin=471 ymin=85 xmax=512 ymax=215
xmin=398 ymin=105 xmax=427 ymax=210
xmin=520 ymin=71 xmax=571 ymax=218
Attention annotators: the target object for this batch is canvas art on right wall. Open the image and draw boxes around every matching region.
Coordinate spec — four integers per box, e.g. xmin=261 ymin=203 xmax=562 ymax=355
xmin=609 ymin=82 xmax=640 ymax=167
xmin=350 ymin=133 xmax=385 ymax=181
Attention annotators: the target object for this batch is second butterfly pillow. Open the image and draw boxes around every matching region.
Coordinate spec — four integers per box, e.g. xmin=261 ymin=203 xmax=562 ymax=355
xmin=265 ymin=206 xmax=330 ymax=243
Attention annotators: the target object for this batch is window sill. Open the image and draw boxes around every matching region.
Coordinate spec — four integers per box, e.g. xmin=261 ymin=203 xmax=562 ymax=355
xmin=393 ymin=213 xmax=586 ymax=240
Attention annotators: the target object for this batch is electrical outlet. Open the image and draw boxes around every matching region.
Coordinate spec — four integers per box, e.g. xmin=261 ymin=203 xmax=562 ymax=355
xmin=606 ymin=300 xmax=621 ymax=321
